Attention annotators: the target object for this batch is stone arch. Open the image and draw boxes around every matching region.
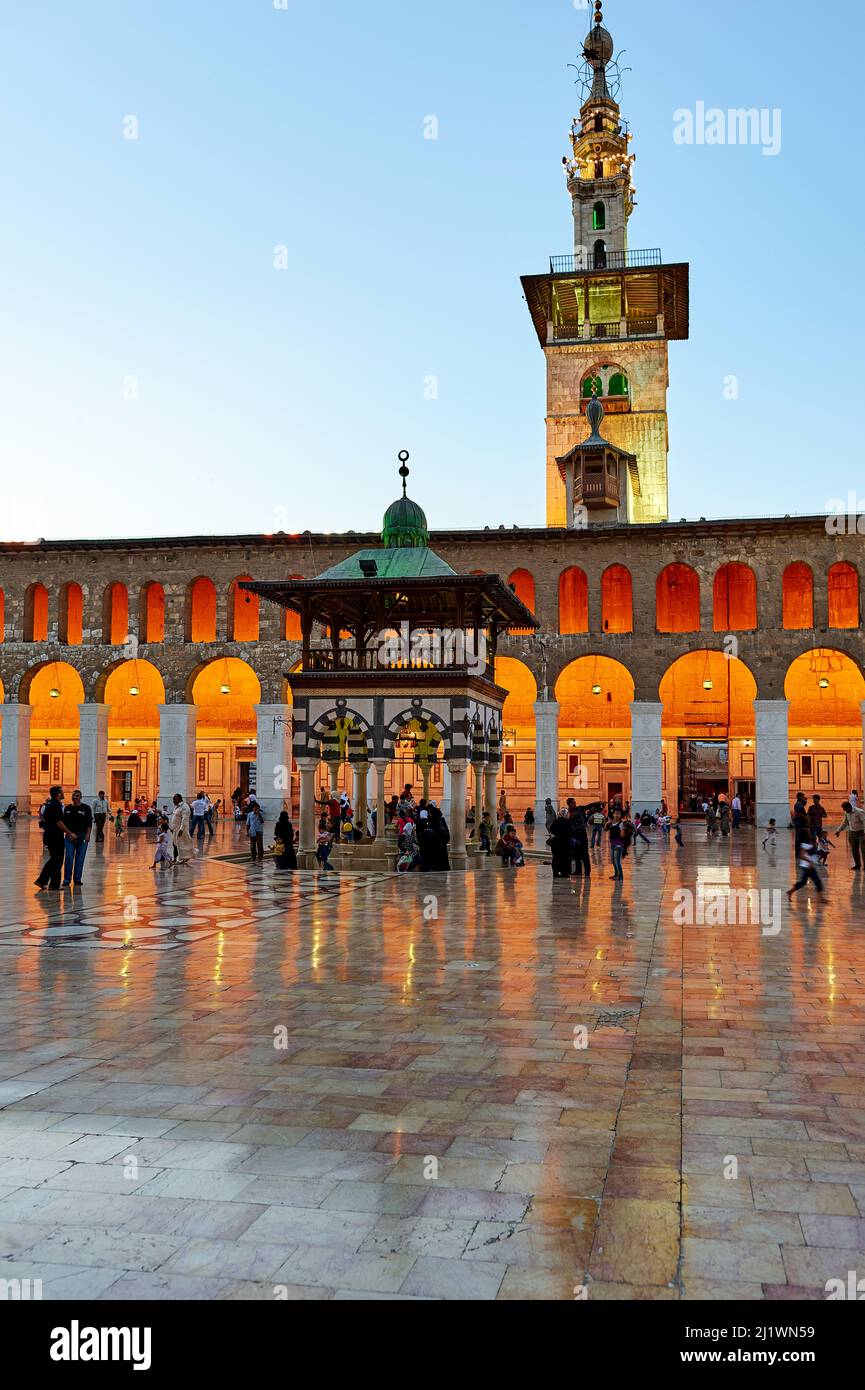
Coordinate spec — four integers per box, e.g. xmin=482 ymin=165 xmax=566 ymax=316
xmin=139 ymin=582 xmax=165 ymax=644
xmin=310 ymin=706 xmax=376 ymax=762
xmin=828 ymin=562 xmax=860 ymax=630
xmin=59 ymin=583 xmax=84 ymax=646
xmin=559 ymin=567 xmax=589 ymax=635
xmin=102 ymin=582 xmax=129 ymax=646
xmin=713 ymin=562 xmax=757 ymax=632
xmin=189 ymin=657 xmax=261 ymax=736
xmin=660 ymin=650 xmax=758 ymax=737
xmin=507 ymin=569 xmax=536 ymax=635
xmin=229 ymin=576 xmax=259 ymax=643
xmin=657 ymin=563 xmax=700 ymax=633
xmin=783 ymin=562 xmax=814 ymax=631
xmin=784 ymin=647 xmax=865 ymax=730
xmin=555 ymin=655 xmax=635 ymax=731
xmin=186 ymin=577 xmax=217 ymax=644
xmin=382 ymin=705 xmax=450 ymax=760
xmin=601 ymin=564 xmax=633 ymax=633
xmin=95 ymin=658 xmax=166 ymax=728
xmin=23 ymin=582 xmax=49 ymax=643
xmin=21 ymin=660 xmax=85 ymax=731
xmin=580 ymin=363 xmax=631 ymax=412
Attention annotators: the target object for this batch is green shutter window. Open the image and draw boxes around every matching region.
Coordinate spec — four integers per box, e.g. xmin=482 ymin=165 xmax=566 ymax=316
xmin=608 ymin=372 xmax=629 ymax=397
xmin=582 ymin=375 xmax=603 ymax=399
xmin=593 ymin=202 xmax=606 ymax=231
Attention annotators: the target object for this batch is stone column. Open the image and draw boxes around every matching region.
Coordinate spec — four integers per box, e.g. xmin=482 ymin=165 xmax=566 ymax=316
xmin=441 ymin=761 xmax=452 ymax=822
xmin=630 ymin=702 xmax=664 ymax=814
xmin=754 ymin=700 xmax=791 ymax=827
xmin=372 ymin=759 xmax=389 ymax=839
xmin=157 ymin=704 xmax=197 ymax=802
xmin=534 ymin=700 xmax=560 ymax=824
xmin=0 ymin=704 xmax=33 ymax=813
xmin=254 ymin=703 xmax=292 ymax=821
xmin=78 ymin=704 xmax=110 ymax=802
xmin=353 ymin=762 xmax=369 ymax=837
xmin=471 ymin=760 xmax=484 ymax=824
xmin=484 ymin=763 xmax=499 ymax=821
xmin=297 ymin=757 xmax=319 ymax=855
xmin=447 ymin=760 xmax=469 ymax=858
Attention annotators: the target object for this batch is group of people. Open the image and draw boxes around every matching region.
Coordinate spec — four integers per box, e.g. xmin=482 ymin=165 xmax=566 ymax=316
xmin=542 ymin=798 xmax=675 ymax=883
xmin=391 ymin=788 xmax=451 ymax=873
xmin=779 ymin=789 xmax=865 ymax=900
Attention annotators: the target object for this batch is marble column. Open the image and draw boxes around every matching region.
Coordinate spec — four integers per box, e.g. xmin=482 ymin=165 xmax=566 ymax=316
xmin=534 ymin=700 xmax=560 ymax=825
xmin=254 ymin=704 xmax=292 ymax=820
xmin=630 ymin=702 xmax=663 ymax=814
xmin=353 ymin=762 xmax=369 ymax=836
xmin=0 ymin=704 xmax=33 ymax=813
xmin=447 ymin=760 xmax=469 ymax=857
xmin=297 ymin=758 xmax=319 ymax=855
xmin=484 ymin=763 xmax=499 ymax=821
xmin=372 ymin=759 xmax=389 ymax=839
xmin=157 ymin=704 xmax=197 ymax=802
xmin=441 ymin=762 xmax=452 ymax=822
xmin=471 ymin=762 xmax=485 ymax=831
xmin=78 ymin=704 xmax=110 ymax=802
xmin=754 ymin=699 xmax=791 ymax=826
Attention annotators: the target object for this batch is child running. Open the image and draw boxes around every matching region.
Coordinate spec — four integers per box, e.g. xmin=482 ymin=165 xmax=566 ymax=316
xmin=762 ymin=818 xmax=778 ymax=851
xmin=787 ymin=840 xmax=824 ymax=900
xmin=150 ymin=818 xmax=172 ymax=871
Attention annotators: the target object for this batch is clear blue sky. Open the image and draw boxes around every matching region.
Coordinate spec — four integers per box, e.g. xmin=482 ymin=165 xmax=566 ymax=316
xmin=0 ymin=0 xmax=861 ymax=541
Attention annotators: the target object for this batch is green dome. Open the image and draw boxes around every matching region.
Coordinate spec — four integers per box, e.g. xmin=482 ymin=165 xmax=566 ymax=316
xmin=382 ymin=493 xmax=429 ymax=549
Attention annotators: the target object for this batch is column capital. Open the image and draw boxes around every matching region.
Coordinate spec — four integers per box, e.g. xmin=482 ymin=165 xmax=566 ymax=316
xmin=253 ymin=702 xmax=292 ymax=717
xmin=533 ymin=699 xmax=560 ymax=716
xmin=296 ymin=757 xmax=319 ymax=774
xmin=78 ymin=702 xmax=110 ymax=722
xmin=446 ymin=758 xmax=470 ymax=775
xmin=371 ymin=757 xmax=390 ymax=772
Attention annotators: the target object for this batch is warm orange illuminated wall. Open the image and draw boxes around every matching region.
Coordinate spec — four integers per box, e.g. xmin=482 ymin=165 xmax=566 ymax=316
xmin=828 ymin=563 xmax=859 ymax=630
xmin=555 ymin=657 xmax=634 ymax=729
xmin=785 ymin=649 xmax=865 ymax=728
xmin=27 ymin=663 xmax=85 ymax=731
xmin=714 ymin=563 xmax=757 ymax=632
xmin=26 ymin=583 xmax=49 ymax=642
xmin=142 ymin=583 xmax=165 ymax=643
xmin=602 ymin=565 xmax=633 ymax=634
xmin=189 ymin=578 xmax=217 ymax=643
xmin=660 ymin=651 xmax=757 ymax=736
xmin=103 ymin=660 xmax=165 ymax=729
xmin=104 ymin=584 xmax=129 ymax=645
xmin=559 ymin=568 xmax=589 ymax=634
xmin=494 ymin=657 xmax=538 ymax=735
xmin=60 ymin=583 xmax=84 ymax=646
xmin=231 ymin=578 xmax=259 ymax=642
xmin=657 ymin=564 xmax=700 ymax=633
xmin=783 ymin=563 xmax=814 ymax=630
xmin=192 ymin=658 xmax=261 ymax=733
xmin=283 ymin=577 xmax=304 ymax=641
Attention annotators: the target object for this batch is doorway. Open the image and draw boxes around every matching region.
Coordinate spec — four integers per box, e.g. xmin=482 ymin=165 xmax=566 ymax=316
xmin=678 ymin=739 xmax=730 ymax=813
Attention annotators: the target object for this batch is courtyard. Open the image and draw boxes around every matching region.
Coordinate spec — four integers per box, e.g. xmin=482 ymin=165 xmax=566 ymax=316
xmin=1 ymin=819 xmax=863 ymax=1301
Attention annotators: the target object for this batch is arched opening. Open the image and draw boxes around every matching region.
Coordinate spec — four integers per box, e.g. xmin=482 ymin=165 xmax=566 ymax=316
xmin=59 ymin=583 xmax=84 ymax=646
xmin=594 ymin=160 xmax=604 ymax=179
xmin=785 ymin=649 xmax=865 ymax=815
xmin=593 ymin=239 xmax=607 ymax=269
xmin=101 ymin=659 xmax=166 ymax=808
xmin=188 ymin=577 xmax=217 ymax=643
xmin=103 ymin=583 xmax=129 ymax=646
xmin=713 ymin=563 xmax=757 ymax=632
xmin=494 ymin=657 xmax=538 ymax=813
xmin=23 ymin=661 xmax=85 ymax=801
xmin=657 ymin=563 xmax=700 ymax=633
xmin=507 ymin=569 xmax=536 ymax=635
xmin=559 ymin=568 xmax=589 ymax=635
xmin=593 ymin=201 xmax=606 ymax=231
xmin=191 ymin=658 xmax=262 ymax=807
xmin=661 ymin=651 xmax=758 ymax=814
xmin=783 ymin=563 xmax=814 ymax=630
xmin=828 ymin=563 xmax=859 ymax=630
xmin=582 ymin=374 xmax=603 ymax=399
xmin=602 ymin=564 xmax=633 ymax=633
xmin=230 ymin=577 xmax=259 ymax=643
xmin=24 ymin=583 xmax=49 ymax=643
xmin=556 ymin=657 xmax=635 ymax=809
xmin=140 ymin=583 xmax=165 ymax=644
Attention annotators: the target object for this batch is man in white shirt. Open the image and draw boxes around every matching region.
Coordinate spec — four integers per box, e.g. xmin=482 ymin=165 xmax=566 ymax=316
xmin=190 ymin=792 xmax=208 ymax=843
xmin=851 ymin=789 xmax=859 ymax=809
xmin=91 ymin=791 xmax=111 ymax=843
xmin=731 ymin=794 xmax=742 ymax=830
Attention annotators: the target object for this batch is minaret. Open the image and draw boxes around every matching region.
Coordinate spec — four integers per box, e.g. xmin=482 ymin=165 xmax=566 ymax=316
xmin=520 ymin=3 xmax=690 ymax=528
xmin=565 ymin=1 xmax=635 ymax=269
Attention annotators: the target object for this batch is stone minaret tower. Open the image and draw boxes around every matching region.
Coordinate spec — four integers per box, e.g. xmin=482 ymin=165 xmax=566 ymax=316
xmin=521 ymin=2 xmax=690 ymax=528
xmin=566 ymin=0 xmax=635 ymax=269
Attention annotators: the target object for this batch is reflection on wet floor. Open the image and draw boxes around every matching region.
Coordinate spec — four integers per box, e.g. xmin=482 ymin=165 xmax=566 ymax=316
xmin=0 ymin=819 xmax=863 ymax=1300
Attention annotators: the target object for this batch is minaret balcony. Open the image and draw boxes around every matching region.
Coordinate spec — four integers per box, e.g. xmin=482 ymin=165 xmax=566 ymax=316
xmin=550 ymin=248 xmax=661 ymax=274
xmin=551 ymin=314 xmax=665 ymax=343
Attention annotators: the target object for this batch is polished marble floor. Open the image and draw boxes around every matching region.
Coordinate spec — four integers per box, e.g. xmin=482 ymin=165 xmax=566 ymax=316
xmin=1 ymin=817 xmax=864 ymax=1301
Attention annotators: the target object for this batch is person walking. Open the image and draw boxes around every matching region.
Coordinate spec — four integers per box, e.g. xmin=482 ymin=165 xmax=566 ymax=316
xmin=92 ymin=790 xmax=110 ymax=843
xmin=316 ymin=817 xmax=335 ymax=872
xmin=834 ymin=801 xmax=865 ymax=870
xmin=731 ymin=794 xmax=742 ymax=830
xmin=150 ymin=819 xmax=173 ymax=871
xmin=807 ymin=795 xmax=826 ymax=843
xmin=719 ymin=801 xmax=732 ymax=837
xmin=606 ymin=809 xmax=626 ymax=881
xmin=170 ymin=794 xmax=193 ymax=865
xmin=246 ymin=798 xmax=265 ymax=863
xmin=792 ymin=794 xmax=809 ymax=852
xmin=787 ymin=840 xmax=824 ymax=900
xmin=35 ymin=787 xmax=77 ymax=891
xmin=544 ymin=798 xmax=556 ymax=834
xmin=62 ymin=791 xmax=92 ymax=886
xmin=190 ymin=791 xmax=207 ymax=843
xmin=429 ymin=805 xmax=451 ymax=871
xmin=590 ymin=807 xmax=605 ymax=849
xmin=548 ymin=809 xmax=574 ymax=880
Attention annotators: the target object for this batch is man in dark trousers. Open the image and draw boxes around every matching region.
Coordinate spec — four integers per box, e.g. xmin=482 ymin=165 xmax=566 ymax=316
xmin=567 ymin=798 xmax=604 ymax=879
xmin=62 ymin=790 xmax=93 ymax=886
xmin=35 ymin=786 xmax=77 ymax=891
